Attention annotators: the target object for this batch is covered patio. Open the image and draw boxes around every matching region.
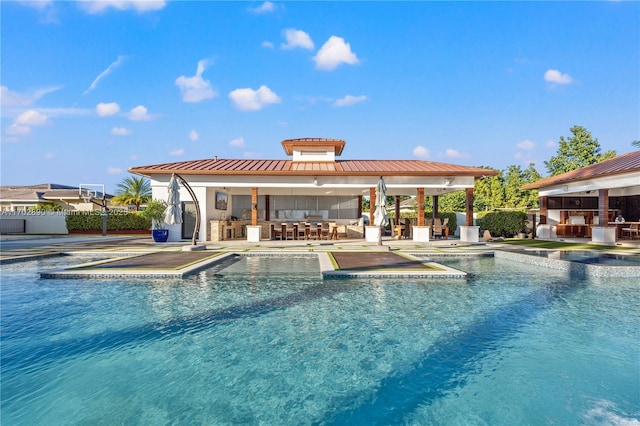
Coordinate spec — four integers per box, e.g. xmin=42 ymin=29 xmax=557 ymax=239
xmin=522 ymin=150 xmax=640 ymax=244
xmin=130 ymin=138 xmax=497 ymax=244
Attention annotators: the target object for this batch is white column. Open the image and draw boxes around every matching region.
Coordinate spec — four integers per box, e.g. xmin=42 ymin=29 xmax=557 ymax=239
xmin=246 ymin=225 xmax=261 ymax=242
xmin=591 ymin=226 xmax=617 ymax=244
xmin=412 ymin=226 xmax=431 ymax=242
xmin=365 ymin=226 xmax=381 ymax=242
xmin=459 ymin=225 xmax=480 ymax=243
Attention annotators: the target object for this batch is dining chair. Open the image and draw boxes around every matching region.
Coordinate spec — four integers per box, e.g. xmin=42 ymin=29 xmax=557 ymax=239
xmin=306 ymin=222 xmax=318 ymax=240
xmin=283 ymin=223 xmax=295 ymax=240
xmin=402 ymin=219 xmax=412 ymax=239
xmin=622 ymin=223 xmax=639 ymax=239
xmin=295 ymin=223 xmax=306 ymax=240
xmin=432 ymin=226 xmax=443 ymax=239
xmin=271 ymin=223 xmax=283 ymax=240
xmin=319 ymin=222 xmax=330 ymax=240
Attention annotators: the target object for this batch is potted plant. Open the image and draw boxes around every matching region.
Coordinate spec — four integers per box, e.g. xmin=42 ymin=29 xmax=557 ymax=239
xmin=141 ymin=199 xmax=169 ymax=242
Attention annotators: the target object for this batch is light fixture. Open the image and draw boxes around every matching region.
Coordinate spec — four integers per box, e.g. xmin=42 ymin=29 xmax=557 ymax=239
xmin=444 ymin=177 xmax=454 ymax=186
xmin=313 ymin=177 xmax=318 ymax=186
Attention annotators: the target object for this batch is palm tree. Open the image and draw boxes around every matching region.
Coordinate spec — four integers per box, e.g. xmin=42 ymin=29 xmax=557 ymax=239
xmin=112 ymin=176 xmax=151 ymax=211
xmin=633 ymin=140 xmax=640 ymax=149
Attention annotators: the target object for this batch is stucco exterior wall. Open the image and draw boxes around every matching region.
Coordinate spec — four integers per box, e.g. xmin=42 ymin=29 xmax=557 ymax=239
xmin=0 ymin=211 xmax=68 ymax=234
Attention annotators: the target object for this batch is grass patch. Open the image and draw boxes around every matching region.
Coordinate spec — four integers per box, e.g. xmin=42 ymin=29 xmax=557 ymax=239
xmin=497 ymin=239 xmax=634 ymax=251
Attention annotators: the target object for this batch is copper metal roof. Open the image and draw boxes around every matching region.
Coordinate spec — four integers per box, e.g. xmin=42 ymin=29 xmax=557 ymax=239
xmin=129 ymin=158 xmax=496 ymax=178
xmin=522 ymin=150 xmax=640 ymax=190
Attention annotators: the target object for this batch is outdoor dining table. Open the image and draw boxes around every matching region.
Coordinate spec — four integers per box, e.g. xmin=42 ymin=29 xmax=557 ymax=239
xmin=609 ymin=221 xmax=640 ymax=239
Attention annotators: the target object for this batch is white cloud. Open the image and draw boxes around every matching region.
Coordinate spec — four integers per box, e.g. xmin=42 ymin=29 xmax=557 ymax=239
xmin=262 ymin=41 xmax=274 ymax=49
xmin=544 ymin=69 xmax=573 ymax=84
xmin=189 ymin=130 xmax=199 ymax=141
xmin=128 ymin=105 xmax=152 ymax=121
xmin=517 ymin=139 xmax=535 ymax=150
xmin=79 ymin=1 xmax=166 ymax=14
xmin=1 ymin=85 xmax=62 ymax=107
xmin=333 ymin=95 xmax=367 ymax=107
xmin=96 ymin=102 xmax=120 ymax=117
xmin=229 ymin=85 xmax=281 ymax=111
xmin=281 ymin=29 xmax=314 ymax=50
xmin=36 ymin=107 xmax=92 ymax=117
xmin=413 ymin=145 xmax=429 ymax=158
xmin=43 ymin=153 xmax=55 ymax=160
xmin=445 ymin=148 xmax=465 ymax=159
xmin=83 ymin=56 xmax=126 ymax=95
xmin=546 ymin=139 xmax=556 ymax=149
xmin=5 ymin=109 xmax=49 ymax=138
xmin=170 ymin=148 xmax=184 ymax=156
xmin=19 ymin=0 xmax=54 ymax=10
xmin=15 ymin=110 xmax=49 ymax=126
xmin=6 ymin=123 xmax=31 ymax=136
xmin=175 ymin=59 xmax=218 ymax=103
xmin=107 ymin=167 xmax=123 ymax=175
xmin=248 ymin=1 xmax=276 ymax=14
xmin=111 ymin=127 xmax=131 ymax=136
xmin=229 ymin=137 xmax=245 ymax=148
xmin=313 ymin=36 xmax=360 ymax=71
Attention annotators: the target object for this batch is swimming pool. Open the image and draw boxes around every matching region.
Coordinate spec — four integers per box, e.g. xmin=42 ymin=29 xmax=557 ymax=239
xmin=1 ymin=254 xmax=638 ymax=425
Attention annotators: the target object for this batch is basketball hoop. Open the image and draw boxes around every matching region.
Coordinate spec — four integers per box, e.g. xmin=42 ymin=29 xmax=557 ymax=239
xmin=79 ymin=183 xmax=108 ymax=236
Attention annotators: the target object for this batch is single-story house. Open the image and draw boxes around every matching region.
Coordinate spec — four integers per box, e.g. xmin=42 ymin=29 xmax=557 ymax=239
xmin=0 ymin=183 xmax=113 ymax=212
xmin=521 ymin=150 xmax=640 ymax=243
xmin=129 ymin=138 xmax=497 ymax=243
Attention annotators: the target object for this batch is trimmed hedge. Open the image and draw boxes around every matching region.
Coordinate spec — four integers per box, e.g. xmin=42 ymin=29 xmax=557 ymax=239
xmin=476 ymin=210 xmax=528 ymax=238
xmin=66 ymin=211 xmax=151 ymax=231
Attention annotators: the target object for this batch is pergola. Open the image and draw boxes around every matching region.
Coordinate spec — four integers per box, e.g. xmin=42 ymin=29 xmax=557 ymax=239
xmin=522 ymin=150 xmax=640 ymax=243
xmin=130 ymin=138 xmax=497 ymax=242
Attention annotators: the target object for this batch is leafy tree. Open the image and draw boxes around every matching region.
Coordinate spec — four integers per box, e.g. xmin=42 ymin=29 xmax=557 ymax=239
xmin=112 ymin=176 xmax=151 ymax=211
xmin=439 ymin=191 xmax=466 ymax=212
xmin=29 ymin=202 xmax=64 ymax=211
xmin=521 ymin=163 xmax=542 ymax=208
xmin=503 ymin=163 xmax=541 ymax=208
xmin=544 ymin=125 xmax=616 ymax=176
xmin=472 ymin=169 xmax=505 ymax=211
xmin=633 ymin=140 xmax=640 ymax=149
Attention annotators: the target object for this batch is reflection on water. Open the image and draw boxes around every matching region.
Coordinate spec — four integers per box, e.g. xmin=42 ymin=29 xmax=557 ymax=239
xmin=1 ymin=255 xmax=638 ymax=425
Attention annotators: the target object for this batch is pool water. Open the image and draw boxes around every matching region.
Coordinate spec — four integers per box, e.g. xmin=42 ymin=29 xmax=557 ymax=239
xmin=519 ymin=250 xmax=640 ymax=266
xmin=1 ymin=255 xmax=639 ymax=425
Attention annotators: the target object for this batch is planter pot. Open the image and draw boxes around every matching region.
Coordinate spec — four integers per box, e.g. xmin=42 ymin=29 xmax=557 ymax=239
xmin=152 ymin=229 xmax=169 ymax=242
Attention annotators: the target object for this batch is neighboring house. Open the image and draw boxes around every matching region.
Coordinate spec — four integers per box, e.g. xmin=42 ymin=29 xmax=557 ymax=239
xmin=0 ymin=184 xmax=113 ymax=212
xmin=130 ymin=138 xmax=497 ymax=243
xmin=388 ymin=196 xmax=420 ymax=215
xmin=522 ymin=150 xmax=640 ymax=243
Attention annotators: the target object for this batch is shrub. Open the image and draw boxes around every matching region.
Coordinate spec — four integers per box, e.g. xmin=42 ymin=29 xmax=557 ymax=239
xmin=140 ymin=199 xmax=168 ymax=229
xmin=477 ymin=210 xmax=528 ymax=238
xmin=66 ymin=211 xmax=151 ymax=231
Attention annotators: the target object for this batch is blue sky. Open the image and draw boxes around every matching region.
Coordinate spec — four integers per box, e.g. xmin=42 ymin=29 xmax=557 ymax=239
xmin=2 ymin=1 xmax=639 ymax=194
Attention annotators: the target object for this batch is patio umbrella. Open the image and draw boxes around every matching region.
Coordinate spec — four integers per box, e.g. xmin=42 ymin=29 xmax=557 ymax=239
xmin=164 ymin=174 xmax=183 ymax=225
xmin=373 ymin=176 xmax=389 ymax=245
